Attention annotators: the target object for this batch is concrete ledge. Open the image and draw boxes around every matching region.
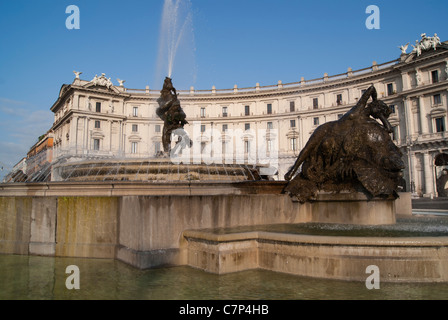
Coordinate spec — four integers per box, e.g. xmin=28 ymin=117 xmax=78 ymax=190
xmin=183 ymin=230 xmax=448 ymax=282
xmin=0 ymin=181 xmax=287 ymax=197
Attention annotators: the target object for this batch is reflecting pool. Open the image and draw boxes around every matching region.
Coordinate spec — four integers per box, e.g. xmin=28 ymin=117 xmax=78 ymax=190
xmin=1 ymin=254 xmax=448 ymax=300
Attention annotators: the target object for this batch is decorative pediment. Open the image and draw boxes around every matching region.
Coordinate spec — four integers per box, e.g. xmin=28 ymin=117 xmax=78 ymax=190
xmin=128 ymin=135 xmax=142 ymax=142
xmin=286 ymin=130 xmax=299 ymax=139
xmin=264 ymin=131 xmax=278 ymax=141
xmin=83 ymin=73 xmax=121 ymax=93
xmin=219 ymin=134 xmax=232 ymax=142
xmin=58 ymin=84 xmax=71 ymax=98
xmin=400 ymin=33 xmax=448 ymax=62
xmin=430 ymin=107 xmax=446 ymax=117
xmin=91 ymin=131 xmax=105 ymax=139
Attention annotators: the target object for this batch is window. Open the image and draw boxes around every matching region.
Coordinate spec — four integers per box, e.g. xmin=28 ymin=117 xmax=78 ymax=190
xmin=222 ymin=107 xmax=228 ymax=117
xmin=387 ymin=83 xmax=394 ymax=96
xmin=201 ymin=125 xmax=206 ymax=133
xmin=391 ymin=126 xmax=399 ymax=141
xmin=267 ymin=140 xmax=273 ymax=152
xmin=267 ymin=104 xmax=272 ymax=114
xmin=201 ymin=142 xmax=207 ymax=154
xmin=313 ymin=98 xmax=319 ymax=109
xmin=222 ymin=124 xmax=228 ymax=132
xmin=93 ymin=139 xmax=100 ymax=151
xmin=313 ymin=117 xmax=320 ymax=126
xmin=131 ymin=142 xmax=138 ymax=154
xmin=245 ymin=105 xmax=250 ymax=116
xmin=222 ymin=141 xmax=227 ymax=155
xmin=94 ymin=120 xmax=101 ymax=129
xmin=432 ymin=70 xmax=439 ymax=84
xmin=290 ymin=120 xmax=296 ymax=128
xmin=133 ymin=107 xmax=138 ymax=117
xmin=200 ymin=108 xmax=206 ymax=118
xmin=390 ymin=105 xmax=396 ymax=114
xmin=336 ymin=94 xmax=343 ymax=105
xmin=96 ymin=102 xmax=101 ymax=113
xmin=155 ymin=142 xmax=161 ymax=154
xmin=435 ymin=117 xmax=446 ymax=132
xmin=245 ymin=123 xmax=250 ymax=131
xmin=155 ymin=125 xmax=161 ymax=133
xmin=132 ymin=124 xmax=138 ymax=132
xmin=434 ymin=94 xmax=442 ymax=105
xmin=290 ymin=138 xmax=297 ymax=151
xmin=267 ymin=122 xmax=273 ymax=130
xmin=290 ymin=101 xmax=295 ymax=112
xmin=244 ymin=140 xmax=250 ymax=153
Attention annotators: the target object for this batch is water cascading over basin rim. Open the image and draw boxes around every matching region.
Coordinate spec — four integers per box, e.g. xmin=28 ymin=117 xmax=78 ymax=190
xmin=51 ymin=158 xmax=264 ymax=182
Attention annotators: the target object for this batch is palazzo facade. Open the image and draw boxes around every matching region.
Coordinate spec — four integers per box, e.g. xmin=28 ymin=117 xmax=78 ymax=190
xmin=15 ymin=35 xmax=448 ymax=197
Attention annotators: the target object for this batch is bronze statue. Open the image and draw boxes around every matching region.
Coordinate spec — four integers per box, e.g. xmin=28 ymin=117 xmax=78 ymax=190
xmin=284 ymin=86 xmax=405 ymax=203
xmin=156 ymin=77 xmax=191 ymax=155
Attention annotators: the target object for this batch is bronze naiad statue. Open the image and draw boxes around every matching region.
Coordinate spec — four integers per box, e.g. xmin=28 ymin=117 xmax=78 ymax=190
xmin=156 ymin=77 xmax=192 ymax=156
xmin=284 ymin=86 xmax=405 ymax=203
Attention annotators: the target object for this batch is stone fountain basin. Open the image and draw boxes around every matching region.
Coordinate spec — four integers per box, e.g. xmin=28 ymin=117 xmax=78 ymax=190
xmin=0 ymin=180 xmax=446 ymax=282
xmin=183 ymin=218 xmax=448 ymax=282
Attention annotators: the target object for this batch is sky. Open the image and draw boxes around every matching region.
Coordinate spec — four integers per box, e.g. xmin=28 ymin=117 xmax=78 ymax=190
xmin=0 ymin=0 xmax=447 ymax=178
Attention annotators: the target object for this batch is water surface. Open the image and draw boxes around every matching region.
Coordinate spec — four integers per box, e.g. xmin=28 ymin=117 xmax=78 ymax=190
xmin=1 ymin=255 xmax=448 ymax=300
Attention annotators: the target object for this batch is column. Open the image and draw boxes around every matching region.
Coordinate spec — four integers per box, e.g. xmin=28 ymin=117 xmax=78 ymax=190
xmin=418 ymin=96 xmax=429 ymax=134
xmin=73 ymin=94 xmax=80 ymax=110
xmin=84 ymin=117 xmax=90 ymax=154
xmin=403 ymin=98 xmax=415 ymax=138
xmin=411 ymin=153 xmax=419 ymax=194
xmin=401 ymin=72 xmax=410 ymax=91
xmin=69 ymin=116 xmax=78 ymax=155
xmin=122 ymin=122 xmax=126 ymax=157
xmin=109 ymin=120 xmax=113 ymax=153
xmin=298 ymin=116 xmax=303 ymax=151
xmin=423 ymin=152 xmax=434 ymax=196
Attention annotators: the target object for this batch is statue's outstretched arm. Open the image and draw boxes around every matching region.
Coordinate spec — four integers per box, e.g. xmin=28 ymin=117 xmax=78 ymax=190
xmin=348 ymin=86 xmax=377 ymax=116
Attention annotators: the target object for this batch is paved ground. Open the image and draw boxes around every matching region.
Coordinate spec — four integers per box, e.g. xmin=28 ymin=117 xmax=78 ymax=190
xmin=412 ymin=197 xmax=448 ymax=211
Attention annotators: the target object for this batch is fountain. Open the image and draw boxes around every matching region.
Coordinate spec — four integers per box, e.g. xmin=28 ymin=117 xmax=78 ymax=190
xmin=155 ymin=0 xmax=196 ymax=89
xmin=0 ymin=1 xmax=448 ymax=289
xmin=1 ymin=77 xmax=447 ymax=284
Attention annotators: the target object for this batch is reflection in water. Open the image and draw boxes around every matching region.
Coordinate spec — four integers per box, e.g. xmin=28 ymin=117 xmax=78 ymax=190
xmin=1 ymin=254 xmax=448 ymax=300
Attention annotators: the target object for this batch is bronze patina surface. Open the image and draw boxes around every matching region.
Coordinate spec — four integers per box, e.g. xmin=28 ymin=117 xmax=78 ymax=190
xmin=284 ymin=86 xmax=405 ymax=203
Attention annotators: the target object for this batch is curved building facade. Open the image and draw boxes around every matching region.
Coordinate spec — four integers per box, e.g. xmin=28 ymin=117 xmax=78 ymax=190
xmin=40 ymin=36 xmax=448 ymax=197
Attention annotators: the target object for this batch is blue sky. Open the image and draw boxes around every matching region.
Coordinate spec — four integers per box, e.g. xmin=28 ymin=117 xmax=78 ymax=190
xmin=0 ymin=0 xmax=447 ymax=177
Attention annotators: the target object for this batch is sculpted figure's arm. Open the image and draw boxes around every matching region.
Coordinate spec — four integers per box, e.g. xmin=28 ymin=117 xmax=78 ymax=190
xmin=343 ymin=85 xmax=377 ymax=119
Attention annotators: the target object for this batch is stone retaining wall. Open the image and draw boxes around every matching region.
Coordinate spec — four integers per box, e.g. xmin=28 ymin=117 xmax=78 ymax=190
xmin=0 ymin=182 xmax=409 ymax=276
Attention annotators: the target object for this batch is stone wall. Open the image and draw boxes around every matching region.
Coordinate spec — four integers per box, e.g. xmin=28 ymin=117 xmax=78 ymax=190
xmin=0 ymin=182 xmax=406 ymax=272
xmin=184 ymin=230 xmax=448 ymax=282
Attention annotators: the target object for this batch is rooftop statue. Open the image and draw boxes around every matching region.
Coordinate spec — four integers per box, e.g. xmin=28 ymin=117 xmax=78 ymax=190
xmin=284 ymin=86 xmax=405 ymax=203
xmin=91 ymin=73 xmax=114 ymax=89
xmin=156 ymin=77 xmax=191 ymax=155
xmin=412 ymin=33 xmax=442 ymax=56
xmin=398 ymin=43 xmax=409 ymax=55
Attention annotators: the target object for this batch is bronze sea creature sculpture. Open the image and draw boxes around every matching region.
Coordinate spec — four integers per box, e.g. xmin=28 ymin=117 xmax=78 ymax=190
xmin=284 ymin=86 xmax=405 ymax=203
